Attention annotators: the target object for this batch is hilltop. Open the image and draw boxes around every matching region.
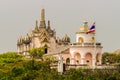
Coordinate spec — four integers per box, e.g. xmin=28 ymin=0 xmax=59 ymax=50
xmin=0 ymin=51 xmax=120 ymax=80
xmin=113 ymin=49 xmax=120 ymax=54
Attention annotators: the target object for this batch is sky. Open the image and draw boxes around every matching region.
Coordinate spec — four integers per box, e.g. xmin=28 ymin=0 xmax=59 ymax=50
xmin=0 ymin=0 xmax=120 ymax=53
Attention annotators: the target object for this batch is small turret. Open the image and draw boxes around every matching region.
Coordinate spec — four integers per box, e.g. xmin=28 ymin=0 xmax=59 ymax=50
xmin=35 ymin=20 xmax=39 ymax=31
xmin=17 ymin=38 xmax=21 ymax=45
xmin=56 ymin=37 xmax=62 ymax=45
xmin=62 ymin=34 xmax=70 ymax=43
xmin=48 ymin=20 xmax=51 ymax=29
xmin=29 ymin=31 xmax=33 ymax=37
xmin=20 ymin=36 xmax=23 ymax=44
xmin=23 ymin=34 xmax=31 ymax=45
xmin=17 ymin=36 xmax=23 ymax=45
xmin=47 ymin=20 xmax=55 ymax=37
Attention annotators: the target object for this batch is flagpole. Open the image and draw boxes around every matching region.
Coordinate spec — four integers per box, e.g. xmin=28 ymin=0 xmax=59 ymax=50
xmin=94 ymin=22 xmax=96 ymax=68
xmin=86 ymin=22 xmax=96 ymax=68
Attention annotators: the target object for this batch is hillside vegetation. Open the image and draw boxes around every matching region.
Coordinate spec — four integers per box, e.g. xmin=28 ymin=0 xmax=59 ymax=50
xmin=0 ymin=51 xmax=120 ymax=80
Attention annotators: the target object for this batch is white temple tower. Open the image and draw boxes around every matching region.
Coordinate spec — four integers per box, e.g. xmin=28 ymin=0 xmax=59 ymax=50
xmin=69 ymin=21 xmax=102 ymax=67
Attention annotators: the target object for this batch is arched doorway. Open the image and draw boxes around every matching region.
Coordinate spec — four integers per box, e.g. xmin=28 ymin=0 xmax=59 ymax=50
xmin=44 ymin=44 xmax=48 ymax=54
xmin=66 ymin=58 xmax=70 ymax=64
xmin=78 ymin=37 xmax=84 ymax=43
xmin=96 ymin=53 xmax=101 ymax=65
xmin=74 ymin=53 xmax=81 ymax=64
xmin=85 ymin=53 xmax=92 ymax=66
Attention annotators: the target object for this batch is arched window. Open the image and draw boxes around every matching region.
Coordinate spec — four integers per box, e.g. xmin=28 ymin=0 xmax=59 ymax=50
xmin=85 ymin=53 xmax=92 ymax=66
xmin=66 ymin=58 xmax=70 ymax=64
xmin=45 ymin=48 xmax=47 ymax=54
xmin=96 ymin=53 xmax=101 ymax=65
xmin=44 ymin=44 xmax=48 ymax=54
xmin=78 ymin=37 xmax=84 ymax=43
xmin=74 ymin=53 xmax=81 ymax=64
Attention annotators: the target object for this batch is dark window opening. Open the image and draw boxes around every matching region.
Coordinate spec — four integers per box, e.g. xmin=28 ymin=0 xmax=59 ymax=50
xmin=63 ymin=63 xmax=66 ymax=72
xmin=86 ymin=60 xmax=89 ymax=63
xmin=45 ymin=48 xmax=47 ymax=54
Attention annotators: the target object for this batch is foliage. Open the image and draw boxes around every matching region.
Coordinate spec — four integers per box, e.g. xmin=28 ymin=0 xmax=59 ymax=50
xmin=0 ymin=51 xmax=120 ymax=80
xmin=28 ymin=47 xmax=45 ymax=58
xmin=102 ymin=52 xmax=120 ymax=65
xmin=0 ymin=52 xmax=24 ymax=64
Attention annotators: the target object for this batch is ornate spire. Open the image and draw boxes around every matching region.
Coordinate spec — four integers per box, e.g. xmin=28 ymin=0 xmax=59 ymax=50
xmin=17 ymin=37 xmax=21 ymax=45
xmin=41 ymin=8 xmax=45 ymax=21
xmin=18 ymin=36 xmax=23 ymax=44
xmin=62 ymin=34 xmax=70 ymax=43
xmin=36 ymin=20 xmax=38 ymax=27
xmin=39 ymin=8 xmax=46 ymax=28
xmin=48 ymin=20 xmax=51 ymax=29
xmin=35 ymin=20 xmax=38 ymax=31
xmin=23 ymin=34 xmax=31 ymax=45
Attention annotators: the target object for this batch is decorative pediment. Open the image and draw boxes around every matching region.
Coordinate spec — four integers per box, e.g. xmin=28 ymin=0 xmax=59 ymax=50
xmin=42 ymin=38 xmax=49 ymax=43
xmin=39 ymin=29 xmax=49 ymax=37
xmin=39 ymin=31 xmax=50 ymax=43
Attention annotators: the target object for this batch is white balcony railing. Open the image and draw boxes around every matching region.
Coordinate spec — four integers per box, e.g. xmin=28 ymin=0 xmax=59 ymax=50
xmin=70 ymin=42 xmax=101 ymax=47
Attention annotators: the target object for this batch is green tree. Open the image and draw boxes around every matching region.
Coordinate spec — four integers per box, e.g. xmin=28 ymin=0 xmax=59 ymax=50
xmin=28 ymin=47 xmax=45 ymax=59
xmin=102 ymin=52 xmax=120 ymax=65
xmin=0 ymin=52 xmax=24 ymax=64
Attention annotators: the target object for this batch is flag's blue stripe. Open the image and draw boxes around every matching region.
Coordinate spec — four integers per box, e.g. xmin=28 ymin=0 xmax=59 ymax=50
xmin=90 ymin=25 xmax=95 ymax=30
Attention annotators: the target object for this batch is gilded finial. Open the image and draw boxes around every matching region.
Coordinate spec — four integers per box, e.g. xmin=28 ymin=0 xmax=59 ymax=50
xmin=84 ymin=21 xmax=88 ymax=24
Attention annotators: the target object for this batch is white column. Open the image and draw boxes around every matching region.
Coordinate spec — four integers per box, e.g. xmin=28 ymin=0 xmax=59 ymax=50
xmin=92 ymin=58 xmax=96 ymax=68
xmin=81 ymin=58 xmax=84 ymax=64
xmin=70 ymin=51 xmax=75 ymax=64
xmin=57 ymin=55 xmax=63 ymax=73
xmin=70 ymin=58 xmax=75 ymax=64
xmin=99 ymin=59 xmax=102 ymax=65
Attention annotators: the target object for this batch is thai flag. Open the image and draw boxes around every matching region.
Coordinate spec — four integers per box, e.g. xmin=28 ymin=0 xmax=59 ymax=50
xmin=86 ymin=22 xmax=95 ymax=34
